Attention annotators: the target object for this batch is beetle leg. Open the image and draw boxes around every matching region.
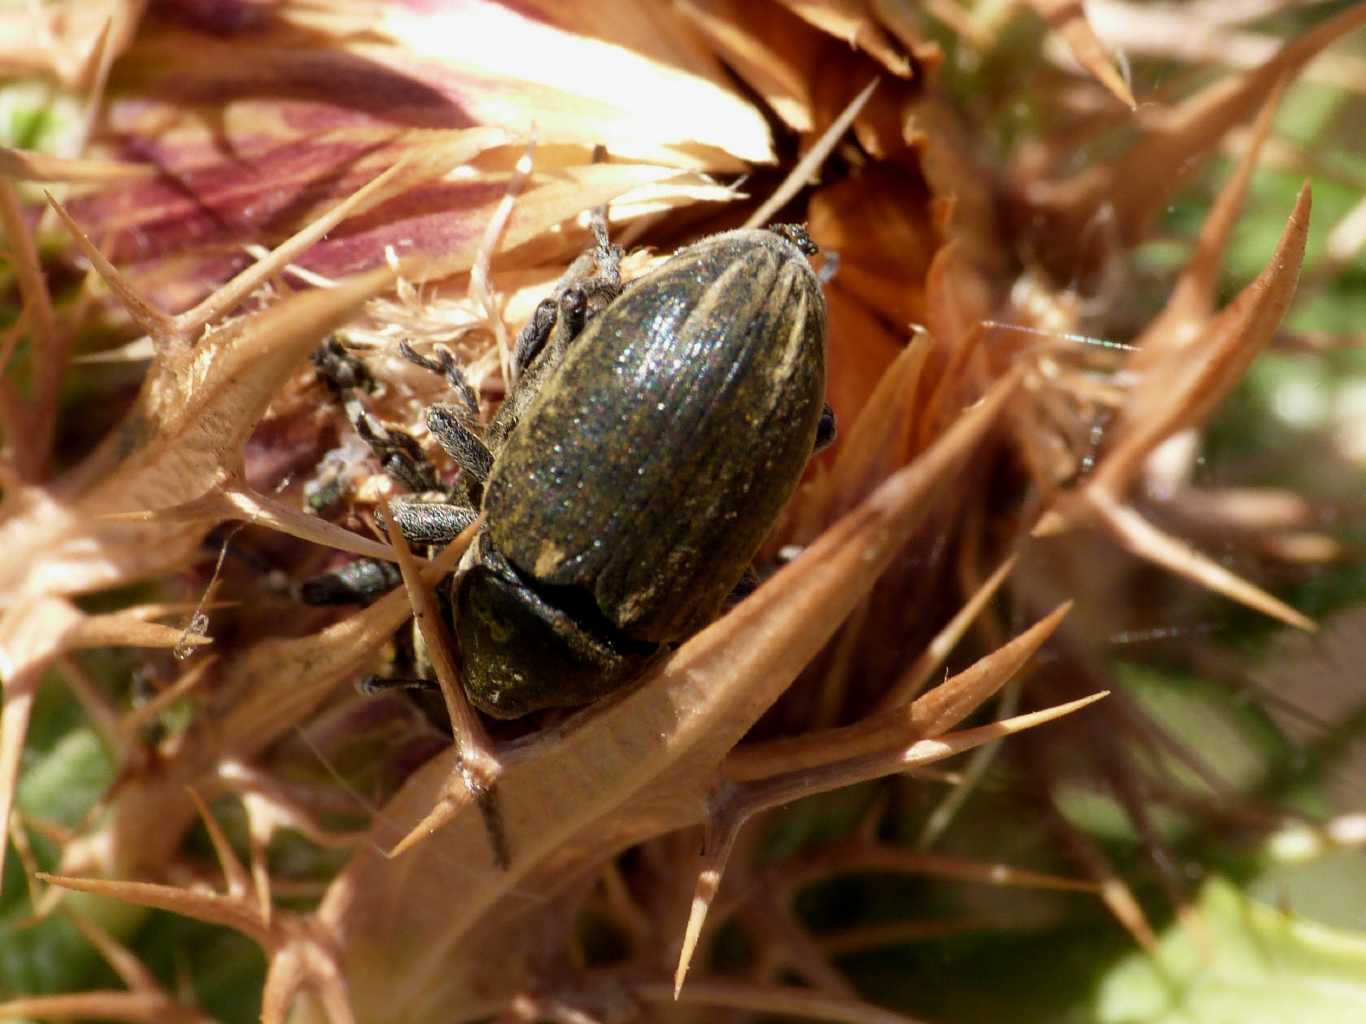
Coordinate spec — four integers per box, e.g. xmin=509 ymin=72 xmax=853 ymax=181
xmin=514 ymin=214 xmax=624 ymax=374
xmin=814 ymin=403 xmax=837 ymax=452
xmin=511 ymin=208 xmax=626 ymax=379
xmin=303 ymin=495 xmax=476 ymax=603
xmin=512 ymin=239 xmax=622 ymax=374
xmin=312 ymin=341 xmax=443 ymax=494
xmin=553 ymin=285 xmax=589 ymax=347
xmin=426 ymin=404 xmax=494 ymax=482
xmin=346 ymin=396 xmax=442 ymax=494
xmin=398 ymin=340 xmax=479 ymax=417
xmin=376 ymin=495 xmax=480 ymax=546
xmin=512 ymin=296 xmax=559 ymax=373
xmin=766 ymin=222 xmax=819 ymax=256
xmin=300 ymin=556 xmax=403 ymax=605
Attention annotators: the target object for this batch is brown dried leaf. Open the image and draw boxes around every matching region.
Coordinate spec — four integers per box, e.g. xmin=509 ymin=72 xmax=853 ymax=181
xmin=0 ymin=0 xmax=137 ymax=86
xmin=111 ymin=483 xmax=401 ymax=563
xmin=0 ymin=263 xmax=395 ymax=607
xmin=1093 ymin=184 xmax=1311 ymax=497
xmin=744 ymin=78 xmax=880 ymax=229
xmin=42 ymin=797 xmax=356 ymax=1024
xmin=0 ymin=990 xmax=204 ymax=1023
xmin=0 ymin=595 xmax=208 ymax=888
xmin=675 ymin=691 xmax=1107 ymax=992
xmin=876 ymin=554 xmax=1023 ymax=710
xmin=765 ymin=842 xmax=1100 ymax=897
xmin=71 ymin=533 xmax=472 ymax=883
xmin=807 ymin=163 xmax=941 ymax=307
xmin=1082 ymin=489 xmax=1315 ymax=631
xmin=1026 ymin=0 xmax=1136 ymax=109
xmin=726 ymin=600 xmax=1072 ymax=781
xmin=1041 ymin=186 xmax=1316 ymax=630
xmin=41 ymin=841 xmax=274 ymax=944
xmin=679 ymin=0 xmax=823 ymax=131
xmin=1132 ymin=78 xmax=1286 ymax=359
xmin=1019 ymin=3 xmax=1366 ymax=257
xmin=776 ymin=0 xmax=920 ymax=78
xmin=0 ymin=180 xmax=60 ymax=479
xmin=902 ymin=94 xmax=1006 ymax=277
xmin=54 ymin=2 xmax=766 ymax=313
xmin=68 ymin=148 xmax=700 ymax=311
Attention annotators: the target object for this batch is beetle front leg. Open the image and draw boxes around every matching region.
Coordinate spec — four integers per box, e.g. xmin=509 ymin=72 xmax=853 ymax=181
xmin=551 ymin=286 xmax=588 ymax=350
xmin=393 ymin=340 xmax=495 ymax=486
xmin=583 ymin=207 xmax=623 ymax=304
xmin=512 ymin=296 xmax=559 ymax=374
xmin=513 ymin=217 xmax=624 ymax=375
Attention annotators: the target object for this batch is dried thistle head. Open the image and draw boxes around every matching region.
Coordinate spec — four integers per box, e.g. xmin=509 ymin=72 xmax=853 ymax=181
xmin=2 ymin=2 xmax=1365 ymax=1023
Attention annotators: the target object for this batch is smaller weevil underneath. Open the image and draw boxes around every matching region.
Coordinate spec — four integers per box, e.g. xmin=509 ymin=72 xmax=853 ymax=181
xmin=307 ymin=222 xmax=834 ymax=718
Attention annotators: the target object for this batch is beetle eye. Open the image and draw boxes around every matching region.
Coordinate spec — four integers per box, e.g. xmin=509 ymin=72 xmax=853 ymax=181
xmin=815 ymin=405 xmax=837 ymax=451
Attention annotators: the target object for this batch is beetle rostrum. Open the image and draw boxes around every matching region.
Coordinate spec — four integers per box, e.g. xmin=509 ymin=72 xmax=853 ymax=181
xmin=306 ymin=224 xmax=832 ymax=718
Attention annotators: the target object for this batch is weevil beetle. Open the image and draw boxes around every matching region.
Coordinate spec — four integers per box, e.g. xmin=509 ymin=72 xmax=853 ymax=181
xmin=306 ymin=223 xmax=833 ymax=718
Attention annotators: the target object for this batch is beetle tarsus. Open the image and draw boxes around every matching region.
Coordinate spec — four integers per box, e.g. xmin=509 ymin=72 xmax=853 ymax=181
xmin=767 ymin=222 xmax=819 ymax=256
xmin=398 ymin=340 xmax=480 ymax=416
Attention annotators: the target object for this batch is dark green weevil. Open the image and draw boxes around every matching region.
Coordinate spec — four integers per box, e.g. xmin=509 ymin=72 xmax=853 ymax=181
xmin=306 ymin=223 xmax=833 ymax=718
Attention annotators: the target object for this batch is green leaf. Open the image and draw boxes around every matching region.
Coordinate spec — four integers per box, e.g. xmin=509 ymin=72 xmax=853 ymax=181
xmin=1094 ymin=877 xmax=1366 ymax=1023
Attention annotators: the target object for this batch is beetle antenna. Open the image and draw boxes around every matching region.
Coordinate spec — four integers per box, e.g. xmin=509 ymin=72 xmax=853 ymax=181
xmin=589 ymin=143 xmax=611 ymax=251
